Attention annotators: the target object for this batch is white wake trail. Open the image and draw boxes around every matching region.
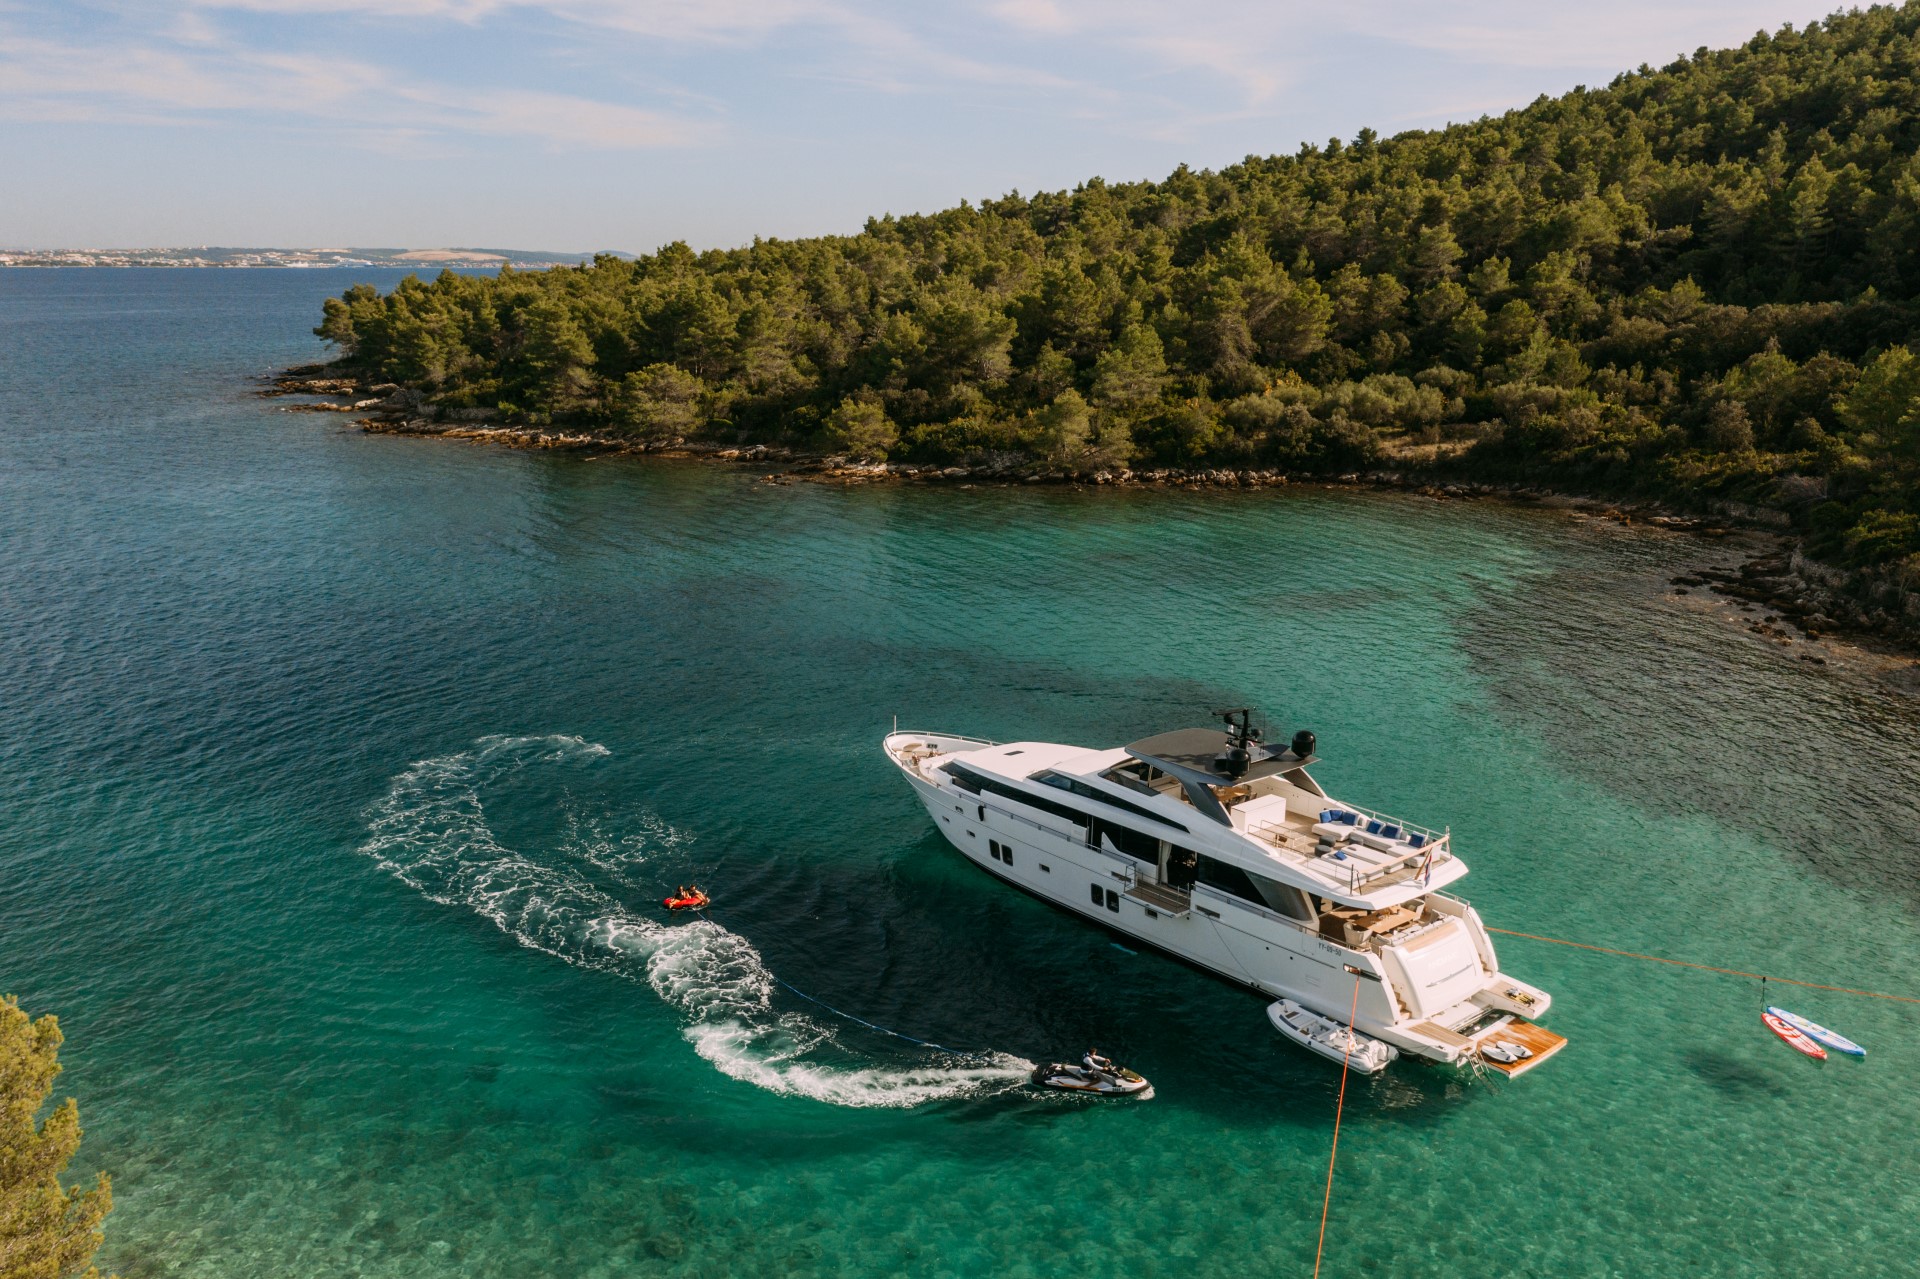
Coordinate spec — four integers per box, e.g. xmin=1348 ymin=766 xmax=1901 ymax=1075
xmin=359 ymin=734 xmax=1031 ymax=1108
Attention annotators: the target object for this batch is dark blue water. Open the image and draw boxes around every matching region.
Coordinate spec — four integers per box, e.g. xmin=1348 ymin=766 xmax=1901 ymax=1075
xmin=4 ymin=269 xmax=1920 ymax=1277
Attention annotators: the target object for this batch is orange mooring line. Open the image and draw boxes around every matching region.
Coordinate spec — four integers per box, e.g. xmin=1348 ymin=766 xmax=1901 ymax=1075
xmin=1312 ymin=975 xmax=1362 ymax=1279
xmin=1485 ymin=927 xmax=1920 ymax=1005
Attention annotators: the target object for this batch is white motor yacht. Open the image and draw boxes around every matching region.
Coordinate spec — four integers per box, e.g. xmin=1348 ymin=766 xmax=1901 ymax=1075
xmin=884 ymin=711 xmax=1564 ymax=1075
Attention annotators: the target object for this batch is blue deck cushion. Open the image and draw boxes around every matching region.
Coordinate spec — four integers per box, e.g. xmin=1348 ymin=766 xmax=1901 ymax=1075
xmin=1365 ymin=819 xmax=1383 ymax=836
xmin=1380 ymin=824 xmax=1401 ymax=840
xmin=1407 ymin=832 xmax=1427 ymax=849
xmin=1319 ymin=809 xmax=1339 ymax=824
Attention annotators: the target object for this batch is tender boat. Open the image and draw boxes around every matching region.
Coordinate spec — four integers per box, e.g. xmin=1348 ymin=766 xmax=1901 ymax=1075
xmin=884 ymin=710 xmax=1565 ymax=1075
xmin=1267 ymin=998 xmax=1398 ymax=1074
xmin=1030 ymin=1062 xmax=1152 ymax=1096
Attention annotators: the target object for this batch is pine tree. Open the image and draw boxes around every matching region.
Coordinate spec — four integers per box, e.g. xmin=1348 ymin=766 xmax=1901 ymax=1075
xmin=0 ymin=997 xmax=114 ymax=1279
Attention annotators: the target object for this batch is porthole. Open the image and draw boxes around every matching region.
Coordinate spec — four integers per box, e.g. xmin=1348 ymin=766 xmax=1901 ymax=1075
xmin=1090 ymin=884 xmax=1103 ymax=906
xmin=1105 ymin=889 xmax=1119 ymax=912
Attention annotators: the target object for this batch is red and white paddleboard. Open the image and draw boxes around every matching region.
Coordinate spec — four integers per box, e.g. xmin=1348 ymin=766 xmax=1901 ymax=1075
xmin=1762 ymin=1011 xmax=1828 ymax=1060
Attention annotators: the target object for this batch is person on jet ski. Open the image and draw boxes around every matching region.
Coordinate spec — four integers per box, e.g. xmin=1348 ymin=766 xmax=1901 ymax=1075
xmin=1083 ymin=1049 xmax=1116 ymax=1076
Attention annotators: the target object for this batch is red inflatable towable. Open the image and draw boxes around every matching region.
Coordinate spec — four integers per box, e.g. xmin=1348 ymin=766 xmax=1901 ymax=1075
xmin=664 ymin=887 xmax=710 ymax=911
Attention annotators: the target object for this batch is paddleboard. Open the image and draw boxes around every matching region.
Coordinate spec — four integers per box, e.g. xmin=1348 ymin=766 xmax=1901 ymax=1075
xmin=1761 ymin=1011 xmax=1827 ymax=1060
xmin=1766 ymin=1006 xmax=1865 ymax=1057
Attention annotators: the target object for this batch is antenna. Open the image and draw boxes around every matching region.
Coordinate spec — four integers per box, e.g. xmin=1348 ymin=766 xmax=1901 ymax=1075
xmin=1214 ymin=707 xmax=1261 ymax=751
xmin=1212 ymin=707 xmax=1263 ymax=779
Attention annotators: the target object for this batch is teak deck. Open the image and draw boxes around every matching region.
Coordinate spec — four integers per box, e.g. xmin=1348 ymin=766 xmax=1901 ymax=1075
xmin=1475 ymin=1017 xmax=1568 ymax=1077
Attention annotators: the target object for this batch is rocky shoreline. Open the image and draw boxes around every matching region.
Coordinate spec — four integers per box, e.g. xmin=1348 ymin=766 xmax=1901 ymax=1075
xmin=264 ymin=365 xmax=1920 ymax=661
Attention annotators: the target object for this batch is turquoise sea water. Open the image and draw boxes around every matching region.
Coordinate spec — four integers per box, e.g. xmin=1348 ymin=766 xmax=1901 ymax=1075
xmin=4 ymin=269 xmax=1920 ymax=1278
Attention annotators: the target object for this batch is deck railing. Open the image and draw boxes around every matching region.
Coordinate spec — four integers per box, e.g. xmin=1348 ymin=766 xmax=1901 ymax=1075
xmin=1328 ymin=802 xmax=1449 ymax=847
xmin=1244 ymin=814 xmax=1454 ymax=895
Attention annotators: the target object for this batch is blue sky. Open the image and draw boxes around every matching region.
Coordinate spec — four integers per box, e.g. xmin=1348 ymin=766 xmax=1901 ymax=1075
xmin=1 ymin=1 xmax=1828 ymax=252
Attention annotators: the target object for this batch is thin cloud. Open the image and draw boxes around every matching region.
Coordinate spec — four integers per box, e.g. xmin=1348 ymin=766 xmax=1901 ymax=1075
xmin=183 ymin=0 xmax=859 ymax=42
xmin=1340 ymin=1 xmax=1821 ymax=70
xmin=0 ymin=28 xmax=717 ymax=147
xmin=970 ymin=0 xmax=1825 ymax=113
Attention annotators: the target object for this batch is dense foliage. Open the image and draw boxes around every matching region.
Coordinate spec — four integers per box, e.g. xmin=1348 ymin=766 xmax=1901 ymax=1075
xmin=320 ymin=4 xmax=1920 ymax=572
xmin=1 ymin=998 xmax=113 ymax=1279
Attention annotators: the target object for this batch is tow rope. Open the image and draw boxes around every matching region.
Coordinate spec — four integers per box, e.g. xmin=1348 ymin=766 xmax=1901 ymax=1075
xmin=1485 ymin=927 xmax=1920 ymax=1005
xmin=699 ymin=907 xmax=1000 ymax=1058
xmin=1312 ymin=975 xmax=1362 ymax=1279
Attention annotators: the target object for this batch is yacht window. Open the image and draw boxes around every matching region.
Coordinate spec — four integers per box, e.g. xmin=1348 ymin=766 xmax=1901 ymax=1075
xmin=946 ymin=763 xmax=1091 ymax=831
xmin=1165 ymin=844 xmax=1198 ymax=890
xmin=1196 ymin=855 xmax=1312 ymax=918
xmin=1090 ymin=884 xmax=1103 ymax=906
xmin=1090 ymin=817 xmax=1159 ymax=863
xmin=1003 ymin=846 xmax=1014 ymax=867
xmin=1105 ymin=889 xmax=1120 ymax=912
xmin=1029 ymin=769 xmax=1188 ymax=832
xmin=1100 ymin=762 xmax=1162 ymax=798
xmin=1263 ymin=883 xmax=1315 ymax=921
xmin=1195 ymin=855 xmax=1267 ymax=906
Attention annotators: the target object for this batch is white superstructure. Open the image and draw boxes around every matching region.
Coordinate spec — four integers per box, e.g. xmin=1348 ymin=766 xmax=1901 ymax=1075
xmin=884 ymin=715 xmax=1564 ymax=1074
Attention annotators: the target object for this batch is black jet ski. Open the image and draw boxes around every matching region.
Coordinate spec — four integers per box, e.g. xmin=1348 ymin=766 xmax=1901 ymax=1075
xmin=1029 ymin=1061 xmax=1152 ymax=1097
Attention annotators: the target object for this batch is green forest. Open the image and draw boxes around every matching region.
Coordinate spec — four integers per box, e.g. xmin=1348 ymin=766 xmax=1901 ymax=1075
xmin=317 ymin=4 xmax=1920 ymax=574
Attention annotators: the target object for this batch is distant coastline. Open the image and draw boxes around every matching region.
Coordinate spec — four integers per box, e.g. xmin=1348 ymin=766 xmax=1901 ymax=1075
xmin=0 ymin=247 xmax=616 ymax=270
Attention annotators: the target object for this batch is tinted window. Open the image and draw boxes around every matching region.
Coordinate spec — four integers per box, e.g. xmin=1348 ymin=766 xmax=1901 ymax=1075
xmin=1196 ymin=854 xmax=1267 ymax=906
xmin=1091 ymin=817 xmax=1160 ymax=862
xmin=1266 ymin=883 xmax=1315 ymax=921
xmin=1030 ymin=770 xmax=1188 ymax=832
xmin=947 ymin=763 xmax=1091 ymax=830
xmin=1190 ymin=856 xmax=1311 ymax=917
xmin=1166 ymin=844 xmax=1198 ymax=889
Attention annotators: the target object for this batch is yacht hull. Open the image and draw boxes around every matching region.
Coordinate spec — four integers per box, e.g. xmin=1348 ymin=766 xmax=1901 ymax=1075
xmin=899 ymin=763 xmax=1392 ymax=1026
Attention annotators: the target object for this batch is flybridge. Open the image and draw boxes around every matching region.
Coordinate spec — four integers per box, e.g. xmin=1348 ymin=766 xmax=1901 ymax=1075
xmin=1124 ymin=710 xmax=1318 ymax=826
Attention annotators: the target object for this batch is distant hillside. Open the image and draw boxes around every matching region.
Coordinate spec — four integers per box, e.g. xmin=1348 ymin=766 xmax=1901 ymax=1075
xmin=317 ymin=4 xmax=1920 ymax=590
